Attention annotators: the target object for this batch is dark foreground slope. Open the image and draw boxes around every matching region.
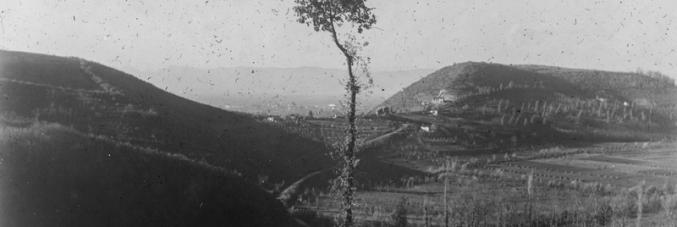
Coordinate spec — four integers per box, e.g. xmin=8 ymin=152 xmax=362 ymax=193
xmin=0 ymin=50 xmax=331 ymax=184
xmin=0 ymin=122 xmax=297 ymax=227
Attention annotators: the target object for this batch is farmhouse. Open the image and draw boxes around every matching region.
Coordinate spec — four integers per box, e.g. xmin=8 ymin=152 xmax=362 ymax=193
xmin=431 ymin=89 xmax=458 ymax=106
xmin=420 ymin=123 xmax=438 ymax=132
xmin=437 ymin=89 xmax=458 ymax=102
xmin=375 ymin=106 xmax=392 ymax=116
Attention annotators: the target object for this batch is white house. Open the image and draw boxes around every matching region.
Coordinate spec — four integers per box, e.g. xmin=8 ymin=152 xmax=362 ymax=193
xmin=437 ymin=89 xmax=458 ymax=102
xmin=431 ymin=97 xmax=445 ymax=105
xmin=430 ymin=89 xmax=458 ymax=107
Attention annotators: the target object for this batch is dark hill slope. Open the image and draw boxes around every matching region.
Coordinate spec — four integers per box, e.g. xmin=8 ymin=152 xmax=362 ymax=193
xmin=0 ymin=122 xmax=297 ymax=227
xmin=0 ymin=50 xmax=331 ymax=184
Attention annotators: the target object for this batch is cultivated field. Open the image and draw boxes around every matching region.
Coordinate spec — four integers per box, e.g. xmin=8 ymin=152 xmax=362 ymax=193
xmin=296 ymin=142 xmax=677 ymax=226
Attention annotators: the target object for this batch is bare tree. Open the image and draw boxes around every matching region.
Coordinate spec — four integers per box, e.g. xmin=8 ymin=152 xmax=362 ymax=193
xmin=292 ymin=0 xmax=376 ymax=226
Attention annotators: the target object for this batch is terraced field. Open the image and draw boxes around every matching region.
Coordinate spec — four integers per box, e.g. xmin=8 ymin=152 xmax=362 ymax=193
xmin=308 ymin=118 xmax=396 ymax=144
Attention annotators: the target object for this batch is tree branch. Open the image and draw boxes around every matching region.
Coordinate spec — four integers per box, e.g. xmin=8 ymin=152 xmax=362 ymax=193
xmin=327 ymin=6 xmax=352 ymax=61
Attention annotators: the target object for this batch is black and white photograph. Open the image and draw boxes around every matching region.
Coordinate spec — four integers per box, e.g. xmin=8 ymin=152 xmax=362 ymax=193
xmin=1 ymin=0 xmax=676 ymax=226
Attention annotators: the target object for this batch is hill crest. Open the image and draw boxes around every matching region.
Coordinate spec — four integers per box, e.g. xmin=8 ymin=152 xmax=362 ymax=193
xmin=379 ymin=61 xmax=676 ymax=113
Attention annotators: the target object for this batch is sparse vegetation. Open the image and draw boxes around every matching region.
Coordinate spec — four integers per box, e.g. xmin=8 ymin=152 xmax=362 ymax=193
xmin=390 ymin=197 xmax=408 ymax=227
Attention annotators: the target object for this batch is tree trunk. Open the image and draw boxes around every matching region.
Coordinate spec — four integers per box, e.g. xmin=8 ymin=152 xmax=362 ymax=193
xmin=328 ymin=22 xmax=359 ymax=227
xmin=636 ymin=181 xmax=644 ymax=227
xmin=341 ymin=55 xmax=358 ymax=227
xmin=444 ymin=160 xmax=449 ymax=227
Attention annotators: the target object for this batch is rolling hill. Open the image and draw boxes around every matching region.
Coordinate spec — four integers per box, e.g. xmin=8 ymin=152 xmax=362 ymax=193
xmin=376 ymin=62 xmax=676 ymax=152
xmin=379 ymin=62 xmax=595 ymax=112
xmin=0 ymin=50 xmax=332 ymax=184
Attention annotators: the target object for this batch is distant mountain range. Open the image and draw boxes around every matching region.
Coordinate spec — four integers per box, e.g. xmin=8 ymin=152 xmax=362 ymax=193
xmin=140 ymin=66 xmax=433 ymax=116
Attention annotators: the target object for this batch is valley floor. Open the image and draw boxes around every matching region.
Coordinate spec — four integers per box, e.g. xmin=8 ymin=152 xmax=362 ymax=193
xmin=297 ymin=142 xmax=677 ymax=226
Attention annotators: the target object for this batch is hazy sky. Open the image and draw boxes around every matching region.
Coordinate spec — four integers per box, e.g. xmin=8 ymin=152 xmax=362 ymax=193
xmin=2 ymin=0 xmax=677 ymax=79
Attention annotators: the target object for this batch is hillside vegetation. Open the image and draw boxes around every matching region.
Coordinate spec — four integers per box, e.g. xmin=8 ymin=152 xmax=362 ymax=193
xmin=0 ymin=50 xmax=331 ymax=185
xmin=376 ymin=62 xmax=675 ymax=152
xmin=516 ymin=64 xmax=677 ymax=118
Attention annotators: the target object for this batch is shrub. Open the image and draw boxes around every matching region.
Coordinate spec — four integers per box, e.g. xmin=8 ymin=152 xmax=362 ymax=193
xmin=662 ymin=194 xmax=677 ymax=217
xmin=593 ymin=200 xmax=614 ymax=226
xmin=390 ymin=197 xmax=408 ymax=227
xmin=612 ymin=191 xmax=637 ymax=218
